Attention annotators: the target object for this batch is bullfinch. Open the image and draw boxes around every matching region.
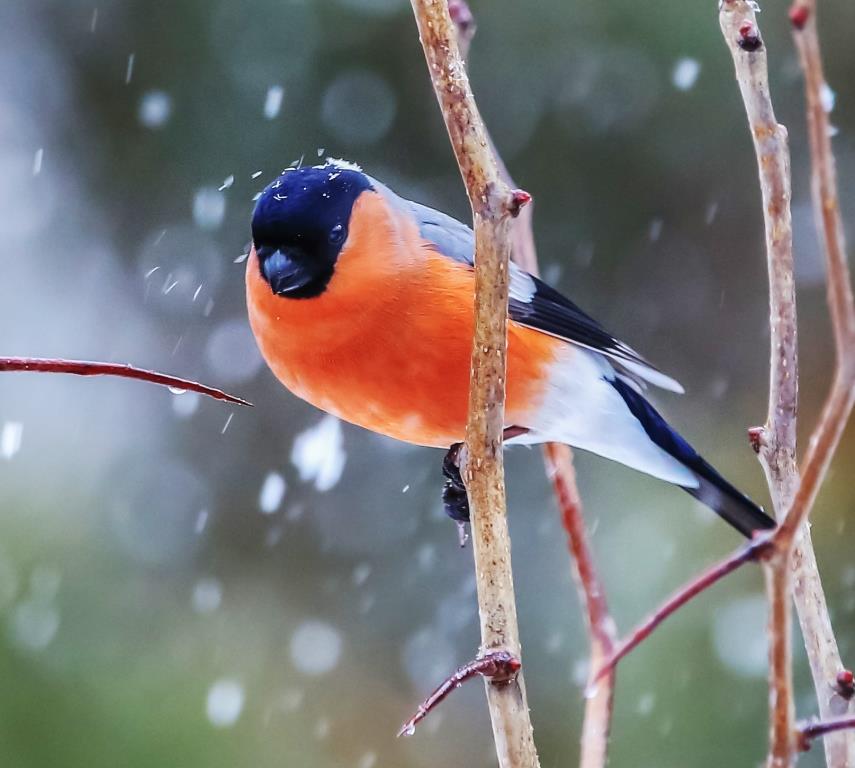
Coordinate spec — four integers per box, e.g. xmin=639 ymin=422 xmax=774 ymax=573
xmin=245 ymin=159 xmax=774 ymax=537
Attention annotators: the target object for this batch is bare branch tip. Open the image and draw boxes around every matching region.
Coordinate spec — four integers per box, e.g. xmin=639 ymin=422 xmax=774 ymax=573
xmin=737 ymin=20 xmax=763 ymax=52
xmin=508 ymin=189 xmax=533 ymax=218
xmin=836 ymin=669 xmax=855 ymax=700
xmin=788 ymin=2 xmax=810 ymax=30
xmin=448 ymin=0 xmax=476 ymax=39
xmin=748 ymin=426 xmax=767 ymax=453
xmin=0 ymin=357 xmax=252 ymax=407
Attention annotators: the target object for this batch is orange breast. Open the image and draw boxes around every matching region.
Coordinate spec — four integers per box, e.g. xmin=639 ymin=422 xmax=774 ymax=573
xmin=246 ymin=190 xmax=561 ymax=447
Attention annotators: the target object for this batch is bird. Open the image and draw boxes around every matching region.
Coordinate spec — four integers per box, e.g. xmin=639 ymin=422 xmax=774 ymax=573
xmin=245 ymin=159 xmax=775 ymax=537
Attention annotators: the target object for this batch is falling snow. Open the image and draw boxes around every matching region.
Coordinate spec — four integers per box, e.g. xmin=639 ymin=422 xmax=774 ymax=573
xmin=206 ymin=679 xmax=245 ymax=727
xmin=138 ymin=90 xmax=173 ymax=129
xmin=264 ymin=85 xmax=284 ymax=119
xmin=321 ymin=71 xmax=397 ymax=144
xmin=192 ymin=577 xmax=223 ymax=613
xmin=205 ymin=319 xmax=263 ymax=384
xmin=820 ymin=82 xmax=836 ymax=113
xmin=258 ymin=471 xmax=287 ymax=514
xmin=636 ymin=692 xmax=656 ymax=716
xmin=8 ymin=599 xmax=59 ymax=652
xmin=291 ymin=415 xmax=346 ymax=492
xmin=1 ymin=422 xmax=23 ymax=460
xmin=290 ymin=620 xmax=343 ymax=675
xmin=712 ymin=594 xmax=768 ymax=678
xmin=192 ymin=187 xmax=227 ymax=230
xmin=671 ymin=57 xmax=701 ymax=91
xmin=352 ymin=563 xmax=371 ymax=586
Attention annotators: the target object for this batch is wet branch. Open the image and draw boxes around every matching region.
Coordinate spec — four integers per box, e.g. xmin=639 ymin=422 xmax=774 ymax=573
xmin=409 ymin=2 xmax=539 ymax=766
xmin=0 ymin=356 xmax=250 ymax=406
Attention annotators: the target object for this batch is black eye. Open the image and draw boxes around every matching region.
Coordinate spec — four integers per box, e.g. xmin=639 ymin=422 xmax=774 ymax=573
xmin=328 ymin=223 xmax=346 ymax=245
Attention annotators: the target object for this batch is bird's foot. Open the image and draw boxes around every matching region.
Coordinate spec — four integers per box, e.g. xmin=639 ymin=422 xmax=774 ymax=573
xmin=441 ymin=444 xmax=471 ymax=546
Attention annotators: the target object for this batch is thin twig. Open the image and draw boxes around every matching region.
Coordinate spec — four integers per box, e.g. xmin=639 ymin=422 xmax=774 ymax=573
xmin=789 ymin=0 xmax=855 ymax=359
xmin=797 ymin=714 xmax=855 ymax=752
xmin=409 ymin=2 xmax=539 ymax=767
xmin=398 ymin=651 xmax=521 ymax=737
xmin=591 ymin=535 xmax=772 ymax=684
xmin=0 ymin=357 xmax=250 ymax=406
xmin=544 ymin=443 xmax=616 ymax=768
xmin=787 ymin=10 xmax=855 ymax=762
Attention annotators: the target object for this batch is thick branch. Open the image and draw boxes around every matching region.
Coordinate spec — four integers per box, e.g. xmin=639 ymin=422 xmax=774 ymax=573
xmin=409 ymin=3 xmax=539 ymax=766
xmin=0 ymin=357 xmax=250 ymax=405
xmin=719 ymin=3 xmax=798 ymax=764
xmin=447 ymin=4 xmax=615 ymax=764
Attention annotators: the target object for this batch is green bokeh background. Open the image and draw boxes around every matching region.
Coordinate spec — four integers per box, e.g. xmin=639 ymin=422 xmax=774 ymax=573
xmin=1 ymin=0 xmax=854 ymax=766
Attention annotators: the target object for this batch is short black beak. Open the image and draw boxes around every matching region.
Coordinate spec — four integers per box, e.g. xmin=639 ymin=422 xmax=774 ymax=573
xmin=258 ymin=246 xmax=314 ymax=296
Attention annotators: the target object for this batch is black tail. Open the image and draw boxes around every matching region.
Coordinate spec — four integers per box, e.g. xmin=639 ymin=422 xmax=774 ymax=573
xmin=610 ymin=377 xmax=776 ymax=537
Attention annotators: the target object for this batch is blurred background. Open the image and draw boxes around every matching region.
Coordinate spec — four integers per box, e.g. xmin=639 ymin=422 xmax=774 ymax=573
xmin=0 ymin=0 xmax=854 ymax=765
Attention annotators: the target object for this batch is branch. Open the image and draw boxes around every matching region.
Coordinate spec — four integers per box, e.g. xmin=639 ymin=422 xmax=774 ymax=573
xmin=543 ymin=443 xmax=615 ymax=768
xmin=398 ymin=651 xmax=521 ymax=737
xmin=786 ymin=6 xmax=855 ymax=763
xmin=719 ymin=4 xmax=799 ymax=764
xmin=447 ymin=3 xmax=618 ymax=763
xmin=592 ymin=535 xmax=771 ymax=684
xmin=409 ymin=2 xmax=539 ymax=767
xmin=591 ymin=10 xmax=855 ymax=767
xmin=455 ymin=4 xmax=614 ymax=760
xmin=789 ymin=0 xmax=855 ymax=360
xmin=0 ymin=357 xmax=250 ymax=405
xmin=407 ymin=7 xmax=614 ymax=763
xmin=798 ymin=715 xmax=855 ymax=753
xmin=722 ymin=2 xmax=855 ymax=765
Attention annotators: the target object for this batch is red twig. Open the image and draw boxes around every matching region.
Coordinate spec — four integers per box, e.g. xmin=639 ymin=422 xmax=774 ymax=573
xmin=591 ymin=534 xmax=772 ymax=685
xmin=544 ymin=443 xmax=615 ymax=767
xmin=0 ymin=357 xmax=250 ymax=406
xmin=397 ymin=651 xmax=521 ymax=738
xmin=797 ymin=715 xmax=855 ymax=752
xmin=785 ymin=12 xmax=855 ymax=763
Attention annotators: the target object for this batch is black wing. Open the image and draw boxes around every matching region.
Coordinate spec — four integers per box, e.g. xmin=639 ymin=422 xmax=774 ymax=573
xmin=508 ymin=274 xmax=684 ymax=393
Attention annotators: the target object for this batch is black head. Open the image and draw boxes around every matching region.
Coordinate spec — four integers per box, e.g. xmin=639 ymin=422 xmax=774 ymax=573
xmin=251 ymin=162 xmax=373 ymax=299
